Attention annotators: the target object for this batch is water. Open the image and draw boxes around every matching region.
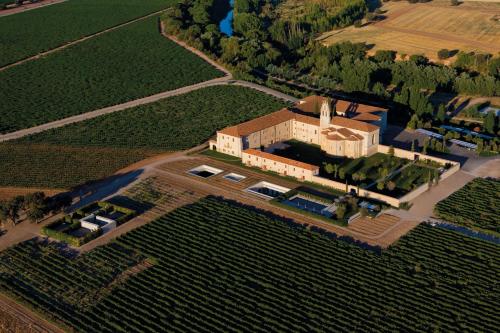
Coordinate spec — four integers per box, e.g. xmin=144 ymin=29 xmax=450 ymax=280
xmin=219 ymin=0 xmax=234 ymax=36
xmin=282 ymin=196 xmax=332 ymax=217
xmin=427 ymin=221 xmax=500 ymax=245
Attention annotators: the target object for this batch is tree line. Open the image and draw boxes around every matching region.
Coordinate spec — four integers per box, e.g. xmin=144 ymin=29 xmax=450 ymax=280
xmin=0 ymin=192 xmax=72 ymax=227
xmin=162 ymin=0 xmax=499 ymax=140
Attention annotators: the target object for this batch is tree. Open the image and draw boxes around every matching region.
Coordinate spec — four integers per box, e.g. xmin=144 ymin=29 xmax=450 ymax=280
xmin=339 ymin=168 xmax=346 ymax=179
xmin=484 ymin=112 xmax=495 ymax=134
xmin=373 ymin=50 xmax=396 ymax=63
xmin=25 ymin=192 xmax=47 ymax=223
xmin=437 ymin=104 xmax=446 ymax=123
xmin=387 ymin=181 xmax=396 ymax=191
xmin=437 ymin=49 xmax=451 ymax=60
xmin=336 ymin=204 xmax=347 ymax=219
xmin=423 ymin=137 xmax=429 ymax=154
xmin=377 ymin=182 xmax=385 ymax=191
xmin=325 ymin=163 xmax=335 ymax=174
xmin=411 ymin=140 xmax=416 ymax=152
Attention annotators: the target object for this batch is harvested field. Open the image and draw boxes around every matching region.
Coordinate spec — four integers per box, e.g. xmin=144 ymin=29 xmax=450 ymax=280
xmin=320 ymin=1 xmax=500 ymax=61
xmin=347 ymin=214 xmax=400 ymax=237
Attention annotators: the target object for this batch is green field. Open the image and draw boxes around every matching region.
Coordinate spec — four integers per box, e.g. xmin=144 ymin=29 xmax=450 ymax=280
xmin=17 ymin=86 xmax=288 ymax=150
xmin=0 ymin=196 xmax=498 ymax=332
xmin=0 ymin=0 xmax=171 ymax=66
xmin=0 ymin=143 xmax=158 ymax=189
xmin=1 ymin=86 xmax=287 ymax=189
xmin=0 ymin=16 xmax=223 ymax=134
xmin=435 ymin=178 xmax=500 ymax=234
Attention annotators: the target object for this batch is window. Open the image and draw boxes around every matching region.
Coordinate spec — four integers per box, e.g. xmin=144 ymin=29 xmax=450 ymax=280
xmin=372 ymin=134 xmax=375 ymax=144
xmin=315 ymin=130 xmax=317 ymax=134
xmin=233 ymin=138 xmax=235 ymax=142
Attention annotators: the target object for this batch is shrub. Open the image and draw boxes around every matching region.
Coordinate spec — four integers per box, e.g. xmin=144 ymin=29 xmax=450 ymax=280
xmin=438 ymin=49 xmax=451 ymax=60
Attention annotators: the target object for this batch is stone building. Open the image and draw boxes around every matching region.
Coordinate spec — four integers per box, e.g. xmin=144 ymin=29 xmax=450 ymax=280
xmin=212 ymin=96 xmax=386 ymax=159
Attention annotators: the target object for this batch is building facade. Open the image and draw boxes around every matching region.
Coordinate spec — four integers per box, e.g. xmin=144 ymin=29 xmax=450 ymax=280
xmin=213 ymin=96 xmax=384 ymax=159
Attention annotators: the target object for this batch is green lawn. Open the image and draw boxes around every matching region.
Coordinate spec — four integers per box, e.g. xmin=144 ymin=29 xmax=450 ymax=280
xmin=0 ymin=16 xmax=223 ymax=134
xmin=2 ymin=86 xmax=287 ymax=189
xmin=0 ymin=197 xmax=497 ymax=332
xmin=0 ymin=0 xmax=172 ymax=66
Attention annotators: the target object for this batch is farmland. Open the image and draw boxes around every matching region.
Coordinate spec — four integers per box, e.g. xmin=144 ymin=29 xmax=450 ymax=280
xmin=0 ymin=143 xmax=158 ymax=189
xmin=434 ymin=178 xmax=500 ymax=234
xmin=1 ymin=86 xmax=287 ymax=189
xmin=319 ymin=1 xmax=500 ymax=61
xmin=0 ymin=196 xmax=498 ymax=332
xmin=17 ymin=86 xmax=288 ymax=150
xmin=0 ymin=16 xmax=223 ymax=134
xmin=0 ymin=0 xmax=172 ymax=66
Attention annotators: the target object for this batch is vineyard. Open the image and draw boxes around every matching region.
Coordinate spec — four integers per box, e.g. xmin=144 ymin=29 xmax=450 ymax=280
xmin=434 ymin=178 xmax=500 ymax=234
xmin=18 ymin=86 xmax=289 ymax=150
xmin=0 ymin=0 xmax=172 ymax=66
xmin=0 ymin=16 xmax=223 ymax=134
xmin=0 ymin=196 xmax=498 ymax=332
xmin=0 ymin=143 xmax=158 ymax=189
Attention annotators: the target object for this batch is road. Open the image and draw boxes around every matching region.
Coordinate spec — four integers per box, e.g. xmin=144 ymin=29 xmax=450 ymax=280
xmin=0 ymin=29 xmax=297 ymax=142
xmin=0 ymin=0 xmax=66 ymax=18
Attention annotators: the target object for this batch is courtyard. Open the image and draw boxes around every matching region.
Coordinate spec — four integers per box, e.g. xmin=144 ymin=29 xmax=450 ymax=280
xmin=271 ymin=140 xmax=442 ymax=196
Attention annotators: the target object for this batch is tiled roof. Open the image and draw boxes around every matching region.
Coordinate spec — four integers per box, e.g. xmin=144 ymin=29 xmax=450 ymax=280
xmin=218 ymin=109 xmax=295 ymax=137
xmin=295 ymin=113 xmax=320 ymax=126
xmin=243 ymin=149 xmax=319 ymax=171
xmin=352 ymin=112 xmax=381 ymax=121
xmin=331 ymin=116 xmax=379 ymax=133
xmin=295 ymin=96 xmax=329 ymax=114
xmin=324 ymin=127 xmax=363 ymax=141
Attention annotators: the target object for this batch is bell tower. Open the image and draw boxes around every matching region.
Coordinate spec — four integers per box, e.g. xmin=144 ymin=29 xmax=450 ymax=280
xmin=320 ymin=99 xmax=332 ymax=128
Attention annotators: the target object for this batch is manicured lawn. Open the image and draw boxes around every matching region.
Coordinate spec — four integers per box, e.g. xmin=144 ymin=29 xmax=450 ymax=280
xmin=0 ymin=16 xmax=223 ymax=134
xmin=0 ymin=197 xmax=498 ymax=332
xmin=0 ymin=0 xmax=172 ymax=66
xmin=435 ymin=178 xmax=500 ymax=234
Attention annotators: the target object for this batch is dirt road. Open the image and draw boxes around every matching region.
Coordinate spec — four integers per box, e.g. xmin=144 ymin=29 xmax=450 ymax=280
xmin=0 ymin=0 xmax=66 ymax=17
xmin=0 ymin=293 xmax=64 ymax=333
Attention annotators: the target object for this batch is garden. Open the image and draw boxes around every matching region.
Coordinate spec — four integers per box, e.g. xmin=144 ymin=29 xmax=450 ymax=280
xmin=273 ymin=140 xmax=438 ymax=196
xmin=41 ymin=201 xmax=136 ymax=247
xmin=0 ymin=196 xmax=497 ymax=332
xmin=434 ymin=178 xmax=499 ymax=235
xmin=0 ymin=16 xmax=223 ymax=134
xmin=0 ymin=0 xmax=172 ymax=66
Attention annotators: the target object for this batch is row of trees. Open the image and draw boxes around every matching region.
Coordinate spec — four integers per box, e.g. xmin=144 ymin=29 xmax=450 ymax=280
xmin=0 ymin=192 xmax=71 ymax=227
xmin=162 ymin=0 xmax=499 ymax=135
